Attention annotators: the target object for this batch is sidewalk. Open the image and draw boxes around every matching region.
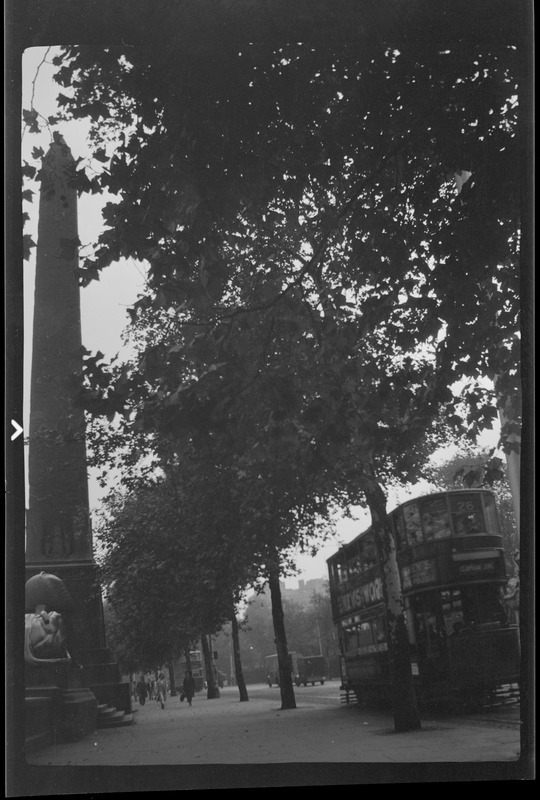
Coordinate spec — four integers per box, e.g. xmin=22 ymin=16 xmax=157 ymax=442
xmin=24 ymin=686 xmax=522 ymax=767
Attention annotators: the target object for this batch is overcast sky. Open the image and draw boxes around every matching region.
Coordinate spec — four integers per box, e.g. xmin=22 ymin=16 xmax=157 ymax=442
xmin=21 ymin=46 xmax=501 ymax=588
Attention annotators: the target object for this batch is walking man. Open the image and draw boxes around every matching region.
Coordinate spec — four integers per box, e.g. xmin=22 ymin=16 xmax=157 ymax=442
xmin=136 ymin=675 xmax=148 ymax=706
xmin=182 ymin=670 xmax=196 ymax=707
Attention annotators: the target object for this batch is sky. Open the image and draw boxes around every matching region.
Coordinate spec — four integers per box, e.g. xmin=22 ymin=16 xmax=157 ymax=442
xmin=21 ymin=46 xmax=502 ymax=588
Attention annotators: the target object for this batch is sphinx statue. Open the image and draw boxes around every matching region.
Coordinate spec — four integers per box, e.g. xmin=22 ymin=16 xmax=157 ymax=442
xmin=24 ymin=572 xmax=73 ymax=666
xmin=25 ymin=608 xmax=70 ymax=665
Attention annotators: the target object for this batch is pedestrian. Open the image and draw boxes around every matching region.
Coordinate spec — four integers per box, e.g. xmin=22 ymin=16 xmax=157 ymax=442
xmin=156 ymin=673 xmax=167 ymax=709
xmin=136 ymin=675 xmax=148 ymax=706
xmin=182 ymin=670 xmax=196 ymax=707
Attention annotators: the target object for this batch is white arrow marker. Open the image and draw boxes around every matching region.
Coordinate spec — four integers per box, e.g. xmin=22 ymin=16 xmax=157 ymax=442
xmin=11 ymin=420 xmax=23 ymax=441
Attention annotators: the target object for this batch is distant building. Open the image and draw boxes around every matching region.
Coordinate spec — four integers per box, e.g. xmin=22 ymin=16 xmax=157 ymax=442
xmin=246 ymin=578 xmax=328 ymax=610
xmin=280 ymin=578 xmax=328 ymax=607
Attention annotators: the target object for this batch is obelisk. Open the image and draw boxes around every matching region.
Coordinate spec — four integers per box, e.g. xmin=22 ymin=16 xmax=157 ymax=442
xmin=26 ymin=133 xmax=131 ymax=716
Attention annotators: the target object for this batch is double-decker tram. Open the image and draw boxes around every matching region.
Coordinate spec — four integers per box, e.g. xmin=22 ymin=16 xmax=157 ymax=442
xmin=327 ymin=490 xmax=520 ymax=708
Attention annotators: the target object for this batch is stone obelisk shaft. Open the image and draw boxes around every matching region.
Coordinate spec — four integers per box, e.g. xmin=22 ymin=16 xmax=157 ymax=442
xmin=26 ymin=136 xmax=92 ymax=564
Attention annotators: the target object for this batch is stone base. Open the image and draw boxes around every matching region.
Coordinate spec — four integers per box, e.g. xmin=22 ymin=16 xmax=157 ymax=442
xmin=56 ymin=687 xmax=98 ymax=742
xmin=25 ymin=660 xmax=82 ymax=690
xmin=25 ymin=690 xmax=59 ymax=751
xmin=25 ymin=684 xmax=98 ymax=748
xmin=81 ymin=660 xmax=121 ymax=685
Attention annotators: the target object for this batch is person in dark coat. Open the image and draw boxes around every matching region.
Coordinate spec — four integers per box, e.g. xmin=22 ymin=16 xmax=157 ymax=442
xmin=136 ymin=675 xmax=148 ymax=705
xmin=182 ymin=670 xmax=196 ymax=707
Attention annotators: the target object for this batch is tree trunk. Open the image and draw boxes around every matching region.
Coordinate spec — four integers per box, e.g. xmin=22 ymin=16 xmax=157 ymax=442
xmin=267 ymin=558 xmax=296 ymax=710
xmin=365 ymin=474 xmax=421 ymax=732
xmin=231 ymin=607 xmax=249 ymax=701
xmin=494 ymin=375 xmax=521 ymax=539
xmin=201 ymin=634 xmax=220 ymax=699
xmin=167 ymin=661 xmax=177 ymax=696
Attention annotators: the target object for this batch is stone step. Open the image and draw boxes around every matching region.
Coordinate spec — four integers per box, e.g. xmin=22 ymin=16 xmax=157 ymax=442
xmin=98 ymin=711 xmax=135 ymax=728
xmin=89 ymin=681 xmax=132 ymax=714
xmin=96 ymin=704 xmax=135 ymax=728
xmin=25 ymin=730 xmax=52 ymax=752
xmin=98 ymin=705 xmax=119 ymax=719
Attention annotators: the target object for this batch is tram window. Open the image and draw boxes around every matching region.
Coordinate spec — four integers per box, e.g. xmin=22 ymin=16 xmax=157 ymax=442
xmin=483 ymin=493 xmax=501 ymax=535
xmin=371 ymin=615 xmax=386 ymax=643
xmin=358 ymin=539 xmax=378 ymax=571
xmin=404 ymin=503 xmax=423 ymax=546
xmin=455 ymin=513 xmax=482 ymax=535
xmin=450 ymin=494 xmax=485 ymax=535
xmin=347 ymin=558 xmax=359 ymax=577
xmin=365 ymin=542 xmax=378 ymax=569
xmin=411 ymin=592 xmax=444 ymax=642
xmin=441 ymin=589 xmax=463 ymax=636
xmin=347 ymin=546 xmax=362 ymax=577
xmin=460 ymin=585 xmax=506 ymax=627
xmin=337 ymin=560 xmax=348 ymax=584
xmin=343 ymin=626 xmax=357 ymax=655
xmin=421 ymin=498 xmax=451 ymax=540
xmin=416 ymin=612 xmax=440 ymax=639
xmin=357 ymin=622 xmax=373 ymax=648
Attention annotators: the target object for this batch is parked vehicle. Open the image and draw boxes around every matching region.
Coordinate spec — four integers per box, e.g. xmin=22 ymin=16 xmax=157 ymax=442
xmin=296 ymin=655 xmax=326 ymax=686
xmin=264 ymin=651 xmax=303 ymax=687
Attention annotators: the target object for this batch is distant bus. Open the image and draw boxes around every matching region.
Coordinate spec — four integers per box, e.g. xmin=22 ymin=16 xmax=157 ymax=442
xmin=296 ymin=655 xmax=326 ymax=686
xmin=174 ymin=649 xmax=226 ymax=691
xmin=174 ymin=650 xmax=205 ymax=692
xmin=264 ymin=652 xmax=303 ymax=687
xmin=327 ymin=489 xmax=520 ymax=708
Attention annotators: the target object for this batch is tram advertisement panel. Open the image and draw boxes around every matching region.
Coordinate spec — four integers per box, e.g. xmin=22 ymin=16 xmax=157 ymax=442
xmin=401 ymin=558 xmax=437 ymax=590
xmin=452 ymin=552 xmax=503 ymax=580
xmin=336 ymin=577 xmax=383 ymax=615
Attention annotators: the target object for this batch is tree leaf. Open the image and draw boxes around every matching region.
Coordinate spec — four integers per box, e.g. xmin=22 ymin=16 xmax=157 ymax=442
xmin=23 ymin=234 xmax=36 ymax=261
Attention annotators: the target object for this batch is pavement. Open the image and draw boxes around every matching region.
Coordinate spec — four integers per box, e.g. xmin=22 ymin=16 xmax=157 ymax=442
xmin=14 ymin=685 xmax=530 ymax=792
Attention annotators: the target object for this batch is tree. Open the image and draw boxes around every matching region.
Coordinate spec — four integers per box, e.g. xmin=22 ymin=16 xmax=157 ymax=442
xmin=97 ymin=481 xmax=197 ymax=671
xmin=96 ymin=470 xmax=251 ymax=673
xmin=238 ymin=593 xmax=277 ymax=672
xmin=25 ymin=2 xmax=525 ymax=730
xmin=24 ymin=6 xmax=525 ymax=459
xmin=229 ymin=609 xmax=250 ymax=702
xmin=102 ymin=600 xmax=140 ymax=676
xmin=200 ymin=633 xmax=220 ymax=700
